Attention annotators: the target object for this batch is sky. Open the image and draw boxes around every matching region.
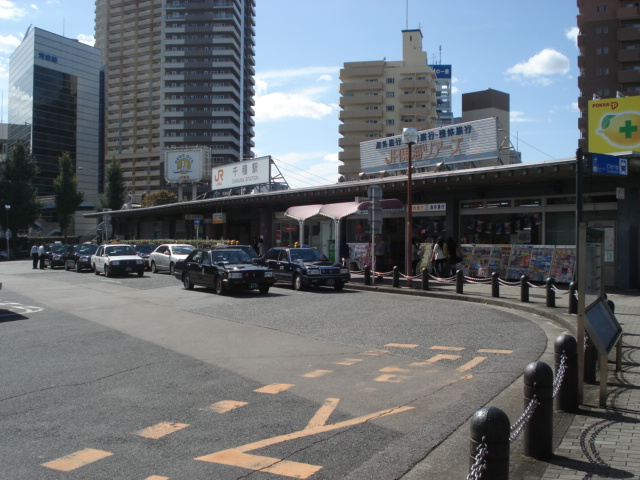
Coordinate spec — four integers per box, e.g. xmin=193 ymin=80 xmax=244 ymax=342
xmin=0 ymin=0 xmax=580 ymax=190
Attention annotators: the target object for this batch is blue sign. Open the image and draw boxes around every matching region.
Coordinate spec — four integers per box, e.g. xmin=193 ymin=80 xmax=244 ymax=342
xmin=193 ymin=218 xmax=201 ymax=226
xmin=591 ymin=153 xmax=628 ymax=176
xmin=429 ymin=64 xmax=452 ymax=79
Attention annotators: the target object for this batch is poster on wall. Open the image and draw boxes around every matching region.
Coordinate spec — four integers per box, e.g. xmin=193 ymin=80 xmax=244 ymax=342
xmin=349 ymin=243 xmax=371 ymax=271
xmin=528 ymin=246 xmax=555 ymax=281
xmin=507 ymin=245 xmax=533 ymax=279
xmin=550 ymin=247 xmax=577 ymax=284
xmin=488 ymin=245 xmax=512 ymax=278
xmin=458 ymin=245 xmax=475 ymax=276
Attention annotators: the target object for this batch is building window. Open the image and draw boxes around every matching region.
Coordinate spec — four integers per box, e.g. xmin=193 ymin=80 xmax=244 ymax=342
xmin=386 ymin=91 xmax=394 ymax=98
xmin=386 ymin=78 xmax=394 ymax=84
xmin=386 ymin=119 xmax=394 ymax=125
xmin=386 ymin=105 xmax=394 ymax=111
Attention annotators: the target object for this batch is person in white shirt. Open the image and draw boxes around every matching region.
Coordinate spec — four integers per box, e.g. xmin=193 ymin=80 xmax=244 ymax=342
xmin=38 ymin=244 xmax=45 ymax=269
xmin=30 ymin=244 xmax=39 ymax=269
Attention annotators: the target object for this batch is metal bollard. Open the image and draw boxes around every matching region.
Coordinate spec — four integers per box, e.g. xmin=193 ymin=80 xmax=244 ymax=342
xmin=456 ymin=269 xmax=464 ymax=294
xmin=421 ymin=267 xmax=429 ymax=290
xmin=520 ymin=275 xmax=529 ymax=303
xmin=491 ymin=272 xmax=500 ymax=298
xmin=364 ymin=265 xmax=372 ymax=286
xmin=523 ymin=361 xmax=554 ymax=459
xmin=554 ymin=334 xmax=579 ymax=412
xmin=545 ymin=277 xmax=556 ymax=308
xmin=469 ymin=406 xmax=510 ymax=480
xmin=568 ymin=281 xmax=577 ymax=314
xmin=392 ymin=266 xmax=400 ymax=288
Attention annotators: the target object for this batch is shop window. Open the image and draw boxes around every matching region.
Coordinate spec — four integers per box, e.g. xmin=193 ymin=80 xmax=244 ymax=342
xmin=462 ymin=213 xmax=542 ymax=245
xmin=514 ymin=198 xmax=541 ymax=207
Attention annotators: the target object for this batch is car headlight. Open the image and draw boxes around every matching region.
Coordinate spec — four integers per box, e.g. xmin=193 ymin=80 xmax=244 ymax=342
xmin=307 ymin=269 xmax=320 ymax=276
xmin=111 ymin=260 xmax=120 ymax=265
xmin=81 ymin=256 xmax=89 ymax=261
xmin=264 ymin=271 xmax=274 ymax=278
xmin=228 ymin=272 xmax=243 ymax=279
xmin=340 ymin=268 xmax=349 ymax=274
xmin=136 ymin=259 xmax=143 ymax=264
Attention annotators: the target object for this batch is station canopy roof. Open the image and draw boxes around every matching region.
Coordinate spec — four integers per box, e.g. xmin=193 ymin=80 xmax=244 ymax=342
xmin=284 ymin=199 xmax=403 ymax=222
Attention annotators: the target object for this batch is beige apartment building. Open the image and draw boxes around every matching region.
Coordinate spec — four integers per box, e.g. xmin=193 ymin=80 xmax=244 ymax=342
xmin=338 ymin=29 xmax=437 ymax=181
xmin=94 ymin=0 xmax=256 ymax=198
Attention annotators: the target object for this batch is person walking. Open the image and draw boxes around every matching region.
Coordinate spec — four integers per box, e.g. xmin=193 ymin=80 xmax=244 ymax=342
xmin=429 ymin=237 xmax=447 ymax=278
xmin=411 ymin=238 xmax=420 ymax=275
xmin=446 ymin=236 xmax=460 ymax=276
xmin=30 ymin=244 xmax=39 ymax=269
xmin=38 ymin=243 xmax=46 ymax=269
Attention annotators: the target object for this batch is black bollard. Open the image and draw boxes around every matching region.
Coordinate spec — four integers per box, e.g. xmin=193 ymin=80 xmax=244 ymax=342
xmin=469 ymin=406 xmax=510 ymax=480
xmin=523 ymin=361 xmax=554 ymax=459
xmin=364 ymin=265 xmax=372 ymax=286
xmin=520 ymin=275 xmax=529 ymax=303
xmin=392 ymin=266 xmax=400 ymax=288
xmin=554 ymin=334 xmax=579 ymax=412
xmin=421 ymin=267 xmax=429 ymax=290
xmin=545 ymin=277 xmax=556 ymax=308
xmin=584 ymin=335 xmax=597 ymax=384
xmin=456 ymin=269 xmax=464 ymax=294
xmin=491 ymin=272 xmax=500 ymax=298
xmin=568 ymin=281 xmax=577 ymax=314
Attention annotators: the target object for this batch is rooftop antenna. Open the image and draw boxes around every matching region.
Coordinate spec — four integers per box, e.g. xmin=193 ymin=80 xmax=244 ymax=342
xmin=405 ymin=0 xmax=408 ymax=29
xmin=439 ymin=45 xmax=442 ymax=64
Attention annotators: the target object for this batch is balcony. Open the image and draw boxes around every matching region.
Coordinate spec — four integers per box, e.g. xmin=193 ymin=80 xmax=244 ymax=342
xmin=339 ymin=96 xmax=382 ymax=107
xmin=618 ymin=69 xmax=640 ymax=84
xmin=618 ymin=26 xmax=640 ymax=42
xmin=338 ymin=122 xmax=383 ymax=135
xmin=619 ymin=49 xmax=640 ymax=63
xmin=338 ymin=108 xmax=383 ymax=121
xmin=339 ymin=81 xmax=382 ymax=93
xmin=399 ymin=78 xmax=433 ymax=89
xmin=618 ymin=5 xmax=640 ymax=20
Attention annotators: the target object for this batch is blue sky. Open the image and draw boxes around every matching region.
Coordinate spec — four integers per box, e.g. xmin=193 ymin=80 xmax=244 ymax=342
xmin=0 ymin=0 xmax=580 ymax=189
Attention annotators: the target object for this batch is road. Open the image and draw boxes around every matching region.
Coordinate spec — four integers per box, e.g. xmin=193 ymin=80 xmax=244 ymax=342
xmin=0 ymin=260 xmax=548 ymax=479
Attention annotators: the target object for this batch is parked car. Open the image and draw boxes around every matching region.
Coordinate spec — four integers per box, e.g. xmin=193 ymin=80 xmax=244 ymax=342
xmin=257 ymin=247 xmax=350 ymax=291
xmin=149 ymin=244 xmax=195 ymax=275
xmin=212 ymin=243 xmax=258 ymax=261
xmin=44 ymin=243 xmax=72 ymax=269
xmin=133 ymin=243 xmax=157 ymax=270
xmin=65 ymin=243 xmax=99 ymax=272
xmin=91 ymin=244 xmax=145 ymax=277
xmin=174 ymin=248 xmax=275 ymax=295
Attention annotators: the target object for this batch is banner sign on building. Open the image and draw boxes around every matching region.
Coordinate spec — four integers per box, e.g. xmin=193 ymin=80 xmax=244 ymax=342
xmin=588 ymin=96 xmax=640 ymax=154
xmin=428 ymin=64 xmax=452 ymax=79
xmin=164 ymin=148 xmax=206 ymax=183
xmin=211 ymin=156 xmax=271 ymax=191
xmin=360 ymin=117 xmax=499 ymax=174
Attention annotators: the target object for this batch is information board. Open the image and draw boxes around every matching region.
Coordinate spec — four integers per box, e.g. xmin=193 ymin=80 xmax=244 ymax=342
xmin=585 ymin=299 xmax=622 ymax=355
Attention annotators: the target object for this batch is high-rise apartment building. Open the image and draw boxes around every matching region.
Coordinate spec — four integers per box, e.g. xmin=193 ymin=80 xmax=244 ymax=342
xmin=338 ymin=29 xmax=437 ymax=180
xmin=94 ymin=0 xmax=256 ymax=198
xmin=577 ymin=0 xmax=640 ymax=150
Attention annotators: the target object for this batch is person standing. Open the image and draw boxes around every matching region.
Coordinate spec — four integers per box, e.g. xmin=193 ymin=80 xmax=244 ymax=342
xmin=411 ymin=238 xmax=420 ymax=275
xmin=429 ymin=237 xmax=447 ymax=278
xmin=446 ymin=236 xmax=460 ymax=276
xmin=38 ymin=243 xmax=46 ymax=269
xmin=374 ymin=234 xmax=385 ymax=280
xmin=340 ymin=240 xmax=350 ymax=267
xmin=30 ymin=244 xmax=39 ymax=269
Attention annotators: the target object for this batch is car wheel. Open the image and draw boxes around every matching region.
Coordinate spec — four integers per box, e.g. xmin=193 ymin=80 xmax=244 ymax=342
xmin=93 ymin=263 xmax=100 ymax=275
xmin=169 ymin=263 xmax=175 ymax=276
xmin=137 ymin=270 xmax=144 ymax=277
xmin=105 ymin=266 xmax=111 ymax=278
xmin=293 ymin=274 xmax=304 ymax=291
xmin=334 ymin=281 xmax=344 ymax=291
xmin=259 ymin=285 xmax=270 ymax=295
xmin=183 ymin=273 xmax=194 ymax=290
xmin=151 ymin=261 xmax=157 ymax=273
xmin=65 ymin=262 xmax=70 ymax=271
xmin=75 ymin=262 xmax=80 ymax=273
xmin=214 ymin=276 xmax=226 ymax=295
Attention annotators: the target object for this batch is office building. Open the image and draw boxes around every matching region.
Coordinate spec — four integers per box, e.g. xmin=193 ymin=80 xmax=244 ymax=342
xmin=577 ymin=0 xmax=640 ymax=150
xmin=338 ymin=29 xmax=437 ymax=180
xmin=429 ymin=64 xmax=454 ymax=126
xmin=94 ymin=0 xmax=256 ymax=199
xmin=8 ymin=27 xmax=102 ymax=235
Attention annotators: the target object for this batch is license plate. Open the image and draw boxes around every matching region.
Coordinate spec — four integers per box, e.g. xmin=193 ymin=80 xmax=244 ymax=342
xmin=326 ymin=279 xmax=335 ymax=285
xmin=125 ymin=267 xmax=132 ymax=272
xmin=250 ymin=283 xmax=258 ymax=289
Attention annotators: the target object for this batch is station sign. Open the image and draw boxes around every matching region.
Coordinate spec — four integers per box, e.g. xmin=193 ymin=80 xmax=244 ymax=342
xmin=590 ymin=152 xmax=628 ymax=176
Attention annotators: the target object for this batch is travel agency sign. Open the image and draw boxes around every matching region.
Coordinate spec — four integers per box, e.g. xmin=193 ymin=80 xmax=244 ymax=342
xmin=359 ymin=117 xmax=500 ymax=174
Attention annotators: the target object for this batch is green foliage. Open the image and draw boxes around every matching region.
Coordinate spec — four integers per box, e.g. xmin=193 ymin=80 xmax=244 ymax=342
xmin=101 ymin=158 xmax=127 ymax=211
xmin=0 ymin=141 xmax=42 ymax=233
xmin=54 ymin=152 xmax=84 ymax=236
xmin=141 ymin=190 xmax=178 ymax=208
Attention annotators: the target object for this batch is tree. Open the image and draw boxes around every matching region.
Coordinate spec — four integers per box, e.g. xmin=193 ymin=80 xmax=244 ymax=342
xmin=54 ymin=152 xmax=84 ymax=237
xmin=141 ymin=189 xmax=178 ymax=207
xmin=101 ymin=158 xmax=127 ymax=211
xmin=0 ymin=141 xmax=42 ymax=234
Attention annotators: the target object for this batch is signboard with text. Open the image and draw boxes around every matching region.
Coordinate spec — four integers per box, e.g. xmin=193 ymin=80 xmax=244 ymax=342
xmin=164 ymin=148 xmax=207 ymax=183
xmin=211 ymin=156 xmax=271 ymax=191
xmin=588 ymin=96 xmax=640 ymax=154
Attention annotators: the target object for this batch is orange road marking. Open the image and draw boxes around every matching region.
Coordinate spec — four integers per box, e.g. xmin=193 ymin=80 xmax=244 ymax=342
xmin=335 ymin=358 xmax=363 ymax=366
xmin=196 ymin=399 xmax=414 ymax=478
xmin=135 ymin=422 xmax=189 ymax=439
xmin=254 ymin=383 xmax=295 ymax=394
xmin=385 ymin=343 xmax=419 ymax=348
xmin=430 ymin=346 xmax=465 ymax=351
xmin=375 ymin=374 xmax=412 ymax=383
xmin=361 ymin=349 xmax=388 ymax=356
xmin=457 ymin=356 xmax=487 ymax=372
xmin=145 ymin=476 xmax=169 ymax=480
xmin=300 ymin=369 xmax=333 ymax=378
xmin=411 ymin=354 xmax=461 ymax=366
xmin=478 ymin=349 xmax=513 ymax=354
xmin=41 ymin=448 xmax=113 ymax=471
xmin=379 ymin=366 xmax=411 ymax=373
xmin=203 ymin=400 xmax=248 ymax=413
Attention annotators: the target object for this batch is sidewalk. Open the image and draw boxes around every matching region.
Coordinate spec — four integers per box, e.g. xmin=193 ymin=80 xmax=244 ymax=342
xmin=346 ymin=272 xmax=640 ymax=480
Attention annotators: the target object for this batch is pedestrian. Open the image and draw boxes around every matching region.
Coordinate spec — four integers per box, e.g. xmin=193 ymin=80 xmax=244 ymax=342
xmin=446 ymin=236 xmax=460 ymax=276
xmin=411 ymin=238 xmax=420 ymax=275
xmin=30 ymin=243 xmax=39 ymax=269
xmin=340 ymin=240 xmax=350 ymax=267
xmin=429 ymin=237 xmax=447 ymax=278
xmin=374 ymin=233 xmax=385 ymax=281
xmin=258 ymin=236 xmax=265 ymax=256
xmin=38 ymin=243 xmax=46 ymax=269
xmin=251 ymin=237 xmax=259 ymax=255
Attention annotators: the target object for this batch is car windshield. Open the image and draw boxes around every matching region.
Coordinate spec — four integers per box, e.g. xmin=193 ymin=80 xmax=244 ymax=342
xmin=75 ymin=244 xmax=98 ymax=255
xmin=50 ymin=244 xmax=69 ymax=253
xmin=172 ymin=246 xmax=194 ymax=255
xmin=211 ymin=250 xmax=252 ymax=264
xmin=105 ymin=245 xmax=137 ymax=256
xmin=135 ymin=244 xmax=156 ymax=254
xmin=289 ymin=248 xmax=328 ymax=263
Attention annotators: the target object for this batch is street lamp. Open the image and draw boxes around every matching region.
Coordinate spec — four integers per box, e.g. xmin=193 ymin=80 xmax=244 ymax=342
xmin=4 ymin=205 xmax=11 ymax=261
xmin=402 ymin=128 xmax=418 ymax=287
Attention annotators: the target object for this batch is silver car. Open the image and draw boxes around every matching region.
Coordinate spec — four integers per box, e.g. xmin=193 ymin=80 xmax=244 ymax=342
xmin=149 ymin=243 xmax=195 ymax=275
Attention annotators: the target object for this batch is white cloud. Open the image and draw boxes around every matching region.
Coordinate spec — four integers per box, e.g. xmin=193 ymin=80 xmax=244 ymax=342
xmin=505 ymin=48 xmax=570 ymax=85
xmin=272 ymin=152 xmax=341 ymax=188
xmin=30 ymin=3 xmax=37 ymax=10
xmin=77 ymin=34 xmax=95 ymax=46
xmin=511 ymin=111 xmax=536 ymax=123
xmin=0 ymin=33 xmax=20 ymax=53
xmin=566 ymin=26 xmax=579 ymax=47
xmin=0 ymin=0 xmax=26 ymax=19
xmin=254 ymin=92 xmax=335 ymax=122
xmin=317 ymin=74 xmax=332 ymax=82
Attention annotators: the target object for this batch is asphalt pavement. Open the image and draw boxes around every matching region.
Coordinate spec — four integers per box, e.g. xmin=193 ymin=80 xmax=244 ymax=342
xmin=346 ymin=270 xmax=640 ymax=480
